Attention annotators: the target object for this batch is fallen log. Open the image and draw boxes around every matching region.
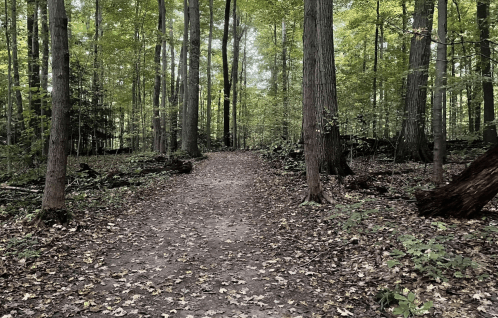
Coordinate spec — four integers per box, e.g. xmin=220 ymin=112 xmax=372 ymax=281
xmin=416 ymin=145 xmax=498 ymax=218
xmin=1 ymin=186 xmax=40 ymax=193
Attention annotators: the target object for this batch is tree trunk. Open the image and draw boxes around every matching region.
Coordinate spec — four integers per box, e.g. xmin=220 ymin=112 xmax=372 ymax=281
xmin=432 ymin=0 xmax=446 ymax=184
xmin=372 ymin=0 xmax=379 ymax=139
xmin=181 ymin=0 xmax=189 ymax=150
xmin=303 ymin=0 xmax=329 ymax=203
xmin=477 ymin=0 xmax=497 ymax=144
xmin=42 ymin=0 xmax=70 ymax=212
xmin=40 ymin=0 xmax=50 ymax=156
xmin=160 ymin=0 xmax=167 ymax=154
xmin=4 ymin=0 xmax=13 ymax=172
xmin=184 ymin=0 xmax=201 ymax=157
xmin=206 ymin=0 xmax=213 ymax=149
xmin=231 ymin=0 xmax=241 ymax=149
xmin=28 ymin=0 xmax=41 ymax=139
xmin=317 ymin=0 xmax=353 ymax=177
xmin=282 ymin=19 xmax=289 ymax=140
xmin=153 ymin=0 xmax=162 ymax=152
xmin=417 ymin=145 xmax=498 ymax=218
xmin=396 ymin=0 xmax=434 ymax=162
xmin=12 ymin=0 xmax=24 ymax=142
xmin=169 ymin=21 xmax=179 ymax=153
xmin=222 ymin=0 xmax=231 ymax=147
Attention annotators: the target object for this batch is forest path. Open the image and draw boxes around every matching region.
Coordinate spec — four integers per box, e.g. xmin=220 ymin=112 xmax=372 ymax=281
xmin=81 ymin=152 xmax=309 ymax=318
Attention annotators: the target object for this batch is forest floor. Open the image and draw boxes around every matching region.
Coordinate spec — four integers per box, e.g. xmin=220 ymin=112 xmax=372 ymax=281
xmin=1 ymin=151 xmax=498 ymax=317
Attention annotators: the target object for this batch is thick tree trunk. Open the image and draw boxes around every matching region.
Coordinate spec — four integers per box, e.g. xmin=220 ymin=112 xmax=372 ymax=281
xmin=477 ymin=0 xmax=497 ymax=144
xmin=432 ymin=0 xmax=446 ymax=184
xmin=206 ymin=0 xmax=213 ymax=149
xmin=42 ymin=0 xmax=70 ymax=211
xmin=4 ymin=0 xmax=13 ymax=172
xmin=396 ymin=0 xmax=434 ymax=162
xmin=184 ymin=0 xmax=201 ymax=157
xmin=222 ymin=0 xmax=231 ymax=147
xmin=303 ymin=0 xmax=328 ymax=203
xmin=417 ymin=145 xmax=498 ymax=218
xmin=317 ymin=0 xmax=353 ymax=177
xmin=169 ymin=21 xmax=179 ymax=153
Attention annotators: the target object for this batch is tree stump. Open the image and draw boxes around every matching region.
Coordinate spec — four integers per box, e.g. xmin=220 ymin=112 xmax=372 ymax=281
xmin=416 ymin=145 xmax=498 ymax=218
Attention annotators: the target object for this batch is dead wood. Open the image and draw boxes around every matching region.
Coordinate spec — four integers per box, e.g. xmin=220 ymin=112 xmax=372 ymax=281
xmin=1 ymin=186 xmax=40 ymax=193
xmin=416 ymin=145 xmax=498 ymax=218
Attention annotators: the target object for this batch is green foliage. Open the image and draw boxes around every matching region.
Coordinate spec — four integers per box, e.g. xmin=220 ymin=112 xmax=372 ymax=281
xmin=328 ymin=199 xmax=378 ymax=232
xmin=388 ymin=234 xmax=478 ymax=281
xmin=375 ymin=287 xmax=399 ymax=311
xmin=260 ymin=140 xmax=305 ymax=172
xmin=3 ymin=234 xmax=40 ymax=260
xmin=393 ymin=290 xmax=433 ymax=317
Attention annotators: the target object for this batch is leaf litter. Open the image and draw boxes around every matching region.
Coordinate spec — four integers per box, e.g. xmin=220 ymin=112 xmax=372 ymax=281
xmin=1 ymin=151 xmax=497 ymax=317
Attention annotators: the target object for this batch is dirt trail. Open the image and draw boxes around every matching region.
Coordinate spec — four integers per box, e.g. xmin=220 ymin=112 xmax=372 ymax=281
xmin=81 ymin=152 xmax=308 ymax=318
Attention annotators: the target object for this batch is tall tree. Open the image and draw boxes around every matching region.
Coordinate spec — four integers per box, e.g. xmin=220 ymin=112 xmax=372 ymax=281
xmin=372 ymin=0 xmax=380 ymax=138
xmin=11 ymin=0 xmax=24 ymax=141
xmin=232 ymin=0 xmax=242 ymax=149
xmin=222 ymin=0 xmax=231 ymax=147
xmin=206 ymin=0 xmax=213 ymax=149
xmin=42 ymin=0 xmax=70 ymax=212
xmin=4 ymin=0 xmax=13 ymax=172
xmin=303 ymin=0 xmax=328 ymax=203
xmin=282 ymin=19 xmax=289 ymax=140
xmin=40 ymin=0 xmax=50 ymax=155
xmin=184 ymin=0 xmax=201 ymax=156
xmin=317 ymin=0 xmax=353 ymax=177
xmin=396 ymin=0 xmax=435 ymax=162
xmin=477 ymin=0 xmax=497 ymax=144
xmin=28 ymin=0 xmax=41 ymax=138
xmin=153 ymin=0 xmax=163 ymax=152
xmin=433 ymin=0 xmax=447 ymax=184
xmin=181 ymin=0 xmax=189 ymax=149
xmin=160 ymin=0 xmax=167 ymax=154
xmin=169 ymin=22 xmax=179 ymax=152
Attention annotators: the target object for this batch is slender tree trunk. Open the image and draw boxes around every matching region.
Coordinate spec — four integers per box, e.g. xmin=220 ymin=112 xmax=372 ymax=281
xmin=28 ymin=0 xmax=41 ymax=139
xmin=372 ymin=0 xmax=380 ymax=138
xmin=12 ymin=0 xmax=24 ymax=141
xmin=160 ymin=0 xmax=167 ymax=154
xmin=92 ymin=0 xmax=100 ymax=153
xmin=231 ymin=0 xmax=241 ymax=149
xmin=42 ymin=0 xmax=70 ymax=212
xmin=222 ymin=0 xmax=231 ymax=147
xmin=396 ymin=0 xmax=434 ymax=162
xmin=40 ymin=0 xmax=49 ymax=156
xmin=181 ymin=0 xmax=189 ymax=150
xmin=303 ymin=0 xmax=328 ymax=203
xmin=206 ymin=0 xmax=213 ymax=149
xmin=477 ymin=0 xmax=497 ymax=144
xmin=433 ymin=0 xmax=447 ymax=184
xmin=282 ymin=19 xmax=289 ymax=140
xmin=4 ymin=0 xmax=13 ymax=172
xmin=153 ymin=0 xmax=163 ymax=152
xmin=169 ymin=27 xmax=180 ymax=153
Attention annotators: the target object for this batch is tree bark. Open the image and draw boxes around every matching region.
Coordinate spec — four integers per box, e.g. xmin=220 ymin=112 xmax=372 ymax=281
xmin=372 ymin=0 xmax=380 ymax=139
xmin=231 ymin=0 xmax=241 ymax=149
xmin=396 ymin=0 xmax=434 ymax=162
xmin=282 ymin=19 xmax=289 ymax=140
xmin=181 ymin=0 xmax=189 ymax=150
xmin=477 ymin=0 xmax=497 ymax=144
xmin=317 ymin=0 xmax=353 ymax=177
xmin=206 ymin=0 xmax=213 ymax=149
xmin=160 ymin=0 xmax=167 ymax=154
xmin=222 ymin=0 xmax=231 ymax=147
xmin=42 ymin=0 xmax=70 ymax=211
xmin=40 ymin=0 xmax=50 ymax=156
xmin=184 ymin=0 xmax=201 ymax=157
xmin=153 ymin=0 xmax=163 ymax=152
xmin=417 ymin=145 xmax=498 ymax=218
xmin=12 ymin=0 xmax=24 ymax=141
xmin=432 ymin=0 xmax=446 ymax=184
xmin=303 ymin=0 xmax=329 ymax=203
xmin=4 ymin=0 xmax=13 ymax=172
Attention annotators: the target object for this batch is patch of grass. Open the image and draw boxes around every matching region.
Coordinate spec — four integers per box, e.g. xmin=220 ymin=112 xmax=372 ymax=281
xmin=3 ymin=234 xmax=40 ymax=260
